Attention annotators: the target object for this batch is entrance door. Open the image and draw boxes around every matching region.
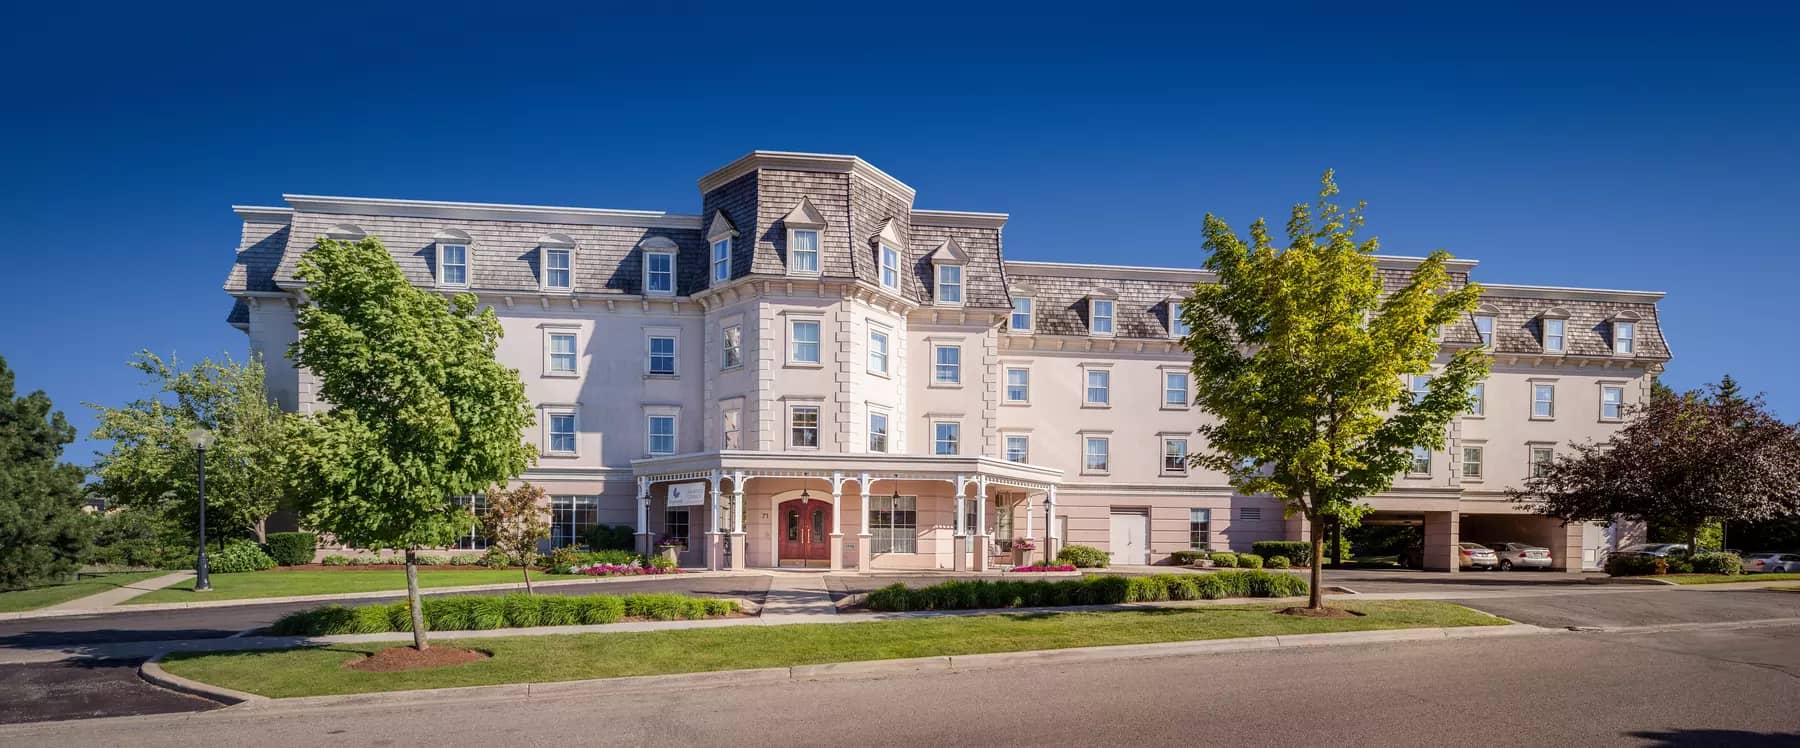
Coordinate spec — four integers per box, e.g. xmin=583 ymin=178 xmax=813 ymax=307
xmin=778 ymin=499 xmax=832 ymax=566
xmin=1109 ymin=509 xmax=1150 ymax=565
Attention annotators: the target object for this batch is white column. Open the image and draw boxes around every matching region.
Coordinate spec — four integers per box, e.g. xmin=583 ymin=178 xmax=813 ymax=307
xmin=708 ymin=470 xmax=722 ymax=534
xmin=954 ymin=475 xmax=966 ymax=536
xmin=732 ymin=470 xmax=746 ymax=534
xmin=858 ymin=471 xmax=872 ymax=535
xmin=1044 ymin=485 xmax=1058 ymax=564
xmin=974 ymin=476 xmax=987 ymax=537
xmin=1025 ymin=494 xmax=1034 ymax=538
xmin=635 ymin=476 xmax=652 ymax=556
xmin=830 ymin=471 xmax=843 ymax=535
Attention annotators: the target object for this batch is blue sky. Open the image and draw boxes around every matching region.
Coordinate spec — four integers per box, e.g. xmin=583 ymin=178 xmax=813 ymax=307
xmin=3 ymin=3 xmax=1796 ymax=461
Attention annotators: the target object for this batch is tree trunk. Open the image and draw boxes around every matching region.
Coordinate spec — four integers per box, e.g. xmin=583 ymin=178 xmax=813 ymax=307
xmin=521 ymin=563 xmax=533 ymax=595
xmin=1687 ymin=523 xmax=1701 ymax=556
xmin=1309 ymin=523 xmax=1325 ymax=610
xmin=252 ymin=518 xmax=267 ymax=544
xmin=405 ymin=549 xmax=428 ymax=650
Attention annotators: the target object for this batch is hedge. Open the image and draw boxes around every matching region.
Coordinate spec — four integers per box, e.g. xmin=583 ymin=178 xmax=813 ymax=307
xmin=268 ymin=592 xmax=739 ymax=636
xmin=1266 ymin=555 xmax=1291 ymax=569
xmin=864 ymin=571 xmax=1308 ymax=612
xmin=1237 ymin=553 xmax=1265 ymax=569
xmin=263 ymin=532 xmax=317 ymax=566
xmin=1252 ymin=541 xmax=1312 ymax=566
xmin=1169 ymin=550 xmax=1208 ymax=566
xmin=1603 ymin=554 xmax=1661 ymax=577
xmin=1689 ymin=552 xmax=1741 ymax=576
xmin=1056 ymin=544 xmax=1110 ymax=568
xmin=1210 ymin=552 xmax=1239 ymax=568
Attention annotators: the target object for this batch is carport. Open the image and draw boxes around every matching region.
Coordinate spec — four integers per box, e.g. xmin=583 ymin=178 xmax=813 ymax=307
xmin=1360 ymin=505 xmax=1584 ymax=573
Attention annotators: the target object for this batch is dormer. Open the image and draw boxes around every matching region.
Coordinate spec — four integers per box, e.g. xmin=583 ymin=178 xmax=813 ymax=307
xmin=873 ymin=217 xmax=906 ymax=293
xmin=1165 ymin=294 xmax=1190 ymax=339
xmin=1086 ymin=287 xmax=1119 ymax=337
xmin=780 ymin=198 xmax=828 ymax=276
xmin=1008 ymin=282 xmax=1036 ymax=333
xmin=705 ymin=210 xmax=738 ymax=286
xmin=1537 ymin=307 xmax=1571 ymax=353
xmin=1472 ymin=304 xmax=1499 ymax=348
xmin=924 ymin=237 xmax=968 ymax=306
xmin=323 ymin=223 xmax=366 ymax=241
xmin=638 ymin=236 xmax=679 ymax=296
xmin=538 ymin=233 xmax=576 ymax=293
xmin=432 ymin=228 xmax=474 ymax=288
xmin=1608 ymin=310 xmax=1641 ymax=355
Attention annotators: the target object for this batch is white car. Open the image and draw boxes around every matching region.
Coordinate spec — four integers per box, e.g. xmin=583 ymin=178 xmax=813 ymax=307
xmin=1742 ymin=553 xmax=1800 ymax=573
xmin=1489 ymin=542 xmax=1554 ymax=571
xmin=1458 ymin=542 xmax=1499 ymax=569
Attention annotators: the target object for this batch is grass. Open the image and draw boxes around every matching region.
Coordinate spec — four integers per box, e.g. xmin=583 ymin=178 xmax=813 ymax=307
xmin=128 ymin=569 xmax=538 ymax=604
xmin=160 ymin=600 xmax=1501 ymax=698
xmin=1660 ymin=572 xmax=1800 ymax=585
xmin=0 ymin=571 xmax=168 ymax=612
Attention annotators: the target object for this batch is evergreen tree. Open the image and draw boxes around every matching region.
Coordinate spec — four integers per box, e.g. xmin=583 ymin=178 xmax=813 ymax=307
xmin=0 ymin=356 xmax=91 ymax=589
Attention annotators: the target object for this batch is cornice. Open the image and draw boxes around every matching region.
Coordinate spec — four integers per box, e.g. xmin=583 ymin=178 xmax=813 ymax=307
xmin=1004 ymin=260 xmax=1213 ymax=285
xmin=233 ymin=205 xmax=293 ymax=224
xmin=697 ymin=150 xmax=917 ymax=202
xmin=999 ymin=333 xmax=1187 ymax=357
xmin=911 ymin=209 xmax=1009 ymax=229
xmin=1482 ymin=283 xmax=1666 ymax=304
xmin=282 ymin=194 xmax=703 ymax=230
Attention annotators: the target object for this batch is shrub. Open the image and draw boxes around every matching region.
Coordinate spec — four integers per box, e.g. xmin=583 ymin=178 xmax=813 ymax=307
xmin=1266 ymin=555 xmax=1291 ymax=569
xmin=620 ymin=593 xmax=734 ymax=620
xmin=590 ymin=549 xmax=638 ymax=566
xmin=1689 ymin=552 xmax=1740 ymax=576
xmin=479 ymin=547 xmax=513 ymax=568
xmin=863 ymin=571 xmax=1308 ymax=612
xmin=1056 ymin=544 xmax=1110 ymax=568
xmin=573 ymin=596 xmax=626 ymax=625
xmin=447 ymin=554 xmax=484 ymax=566
xmin=1169 ymin=550 xmax=1207 ymax=566
xmin=582 ymin=524 xmax=638 ymax=552
xmin=1210 ymin=552 xmax=1239 ymax=568
xmin=1603 ymin=554 xmax=1661 ymax=577
xmin=414 ymin=554 xmax=448 ymax=566
xmin=545 ymin=546 xmax=593 ymax=574
xmin=209 ymin=540 xmax=276 ymax=573
xmin=502 ymin=594 xmax=544 ymax=627
xmin=642 ymin=553 xmax=676 ymax=570
xmin=320 ymin=555 xmax=354 ymax=566
xmin=1663 ymin=556 xmax=1694 ymax=574
xmin=1237 ymin=553 xmax=1264 ymax=569
xmin=1252 ymin=541 xmax=1311 ymax=566
xmin=1009 ymin=564 xmax=1078 ymax=572
xmin=263 ymin=532 xmax=317 ymax=566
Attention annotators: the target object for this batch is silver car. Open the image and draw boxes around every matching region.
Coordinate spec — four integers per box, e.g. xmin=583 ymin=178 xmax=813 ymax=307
xmin=1743 ymin=553 xmax=1800 ymax=573
xmin=1489 ymin=542 xmax=1553 ymax=571
xmin=1459 ymin=542 xmax=1499 ymax=569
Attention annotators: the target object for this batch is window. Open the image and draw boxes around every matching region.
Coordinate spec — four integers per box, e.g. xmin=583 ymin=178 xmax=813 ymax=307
xmin=547 ymin=411 xmax=577 ymax=454
xmin=1410 ymin=374 xmax=1431 ymax=404
xmin=790 ymin=405 xmax=820 ymax=448
xmin=721 ymin=407 xmax=741 ymax=450
xmin=1189 ymin=509 xmax=1211 ymax=550
xmin=1469 ymin=381 xmax=1486 ymax=416
xmin=1085 ymin=368 xmax=1111 ymax=406
xmin=550 ymin=495 xmax=597 ymax=548
xmin=879 ymin=245 xmax=900 ymax=290
xmin=1530 ymin=446 xmax=1555 ymax=478
xmin=453 ymin=494 xmax=489 ymax=550
xmin=647 ymin=414 xmax=676 ymax=455
xmin=790 ymin=319 xmax=821 ymax=364
xmin=1601 ymin=385 xmax=1625 ymax=421
xmin=1614 ymin=321 xmax=1636 ymax=354
xmin=1542 ymin=318 xmax=1565 ymax=353
xmin=647 ymin=335 xmax=677 ymax=376
xmin=790 ymin=230 xmax=820 ymax=274
xmin=1163 ymin=437 xmax=1189 ymax=474
xmin=867 ymin=328 xmax=889 ymax=375
xmin=935 ymin=264 xmax=964 ymax=304
xmin=711 ymin=239 xmax=731 ymax=283
xmin=439 ymin=243 xmax=468 ymax=286
xmin=1091 ymin=299 xmax=1115 ymax=335
xmin=934 ymin=345 xmax=961 ymax=385
xmin=1532 ymin=383 xmax=1556 ymax=419
xmin=1474 ymin=315 xmax=1495 ymax=347
xmin=1461 ymin=446 xmax=1484 ymax=479
xmin=547 ymin=332 xmax=577 ymax=375
xmin=1004 ymin=434 xmax=1029 ymax=463
xmin=645 ymin=251 xmax=674 ymax=295
xmin=544 ymin=248 xmax=572 ymax=290
xmin=933 ymin=421 xmax=960 ymax=455
xmin=1164 ymin=371 xmax=1189 ymax=408
xmin=664 ymin=510 xmax=690 ymax=548
xmin=1240 ymin=507 xmax=1263 ymax=521
xmin=1408 ymin=446 xmax=1431 ymax=476
xmin=1084 ymin=436 xmax=1111 ymax=473
xmin=1004 ymin=368 xmax=1030 ymax=403
xmin=721 ymin=325 xmax=742 ymax=369
xmin=1169 ymin=301 xmax=1190 ymax=337
xmin=869 ymin=494 xmax=917 ymax=553
xmin=1011 ymin=297 xmax=1034 ymax=331
xmin=868 ymin=411 xmax=889 ymax=453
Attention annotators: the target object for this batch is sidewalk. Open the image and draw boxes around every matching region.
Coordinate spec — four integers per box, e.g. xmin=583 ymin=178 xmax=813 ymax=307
xmin=35 ymin=572 xmax=194 ymax=614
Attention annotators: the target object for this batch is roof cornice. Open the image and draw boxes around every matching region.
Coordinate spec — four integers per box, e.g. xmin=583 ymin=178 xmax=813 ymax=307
xmin=281 ymin=194 xmax=703 ymax=230
xmin=1004 ymin=260 xmax=1214 ymax=284
xmin=1373 ymin=254 xmax=1480 ymax=273
xmin=1483 ymin=283 xmax=1666 ymax=304
xmin=233 ymin=205 xmax=293 ymax=224
xmin=911 ymin=209 xmax=1009 ymax=229
xmin=697 ymin=150 xmax=917 ymax=202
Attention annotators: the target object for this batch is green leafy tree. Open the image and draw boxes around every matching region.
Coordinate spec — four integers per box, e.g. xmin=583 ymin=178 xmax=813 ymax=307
xmin=0 ymin=356 xmax=91 ymax=589
xmin=89 ymin=352 xmax=292 ymax=544
xmin=1180 ymin=171 xmax=1488 ymax=609
xmin=481 ymin=483 xmax=550 ymax=593
xmin=288 ymin=237 xmax=535 ymax=649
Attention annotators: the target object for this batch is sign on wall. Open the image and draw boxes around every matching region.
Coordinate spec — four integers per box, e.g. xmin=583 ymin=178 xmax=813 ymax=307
xmin=667 ymin=481 xmax=707 ymax=507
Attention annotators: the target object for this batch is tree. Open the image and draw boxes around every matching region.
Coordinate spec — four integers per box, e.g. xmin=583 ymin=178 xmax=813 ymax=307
xmin=89 ymin=352 xmax=292 ymax=543
xmin=1180 ymin=171 xmax=1488 ymax=610
xmin=288 ymin=237 xmax=535 ymax=649
xmin=0 ymin=356 xmax=91 ymax=589
xmin=1511 ymin=382 xmax=1800 ymax=554
xmin=481 ymin=483 xmax=550 ymax=593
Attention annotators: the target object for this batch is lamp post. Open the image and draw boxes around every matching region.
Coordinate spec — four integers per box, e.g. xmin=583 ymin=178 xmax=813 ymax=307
xmin=187 ymin=428 xmax=215 ymax=592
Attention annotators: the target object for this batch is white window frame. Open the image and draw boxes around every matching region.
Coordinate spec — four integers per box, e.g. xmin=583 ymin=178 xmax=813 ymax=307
xmin=437 ymin=243 xmax=469 ymax=287
xmin=932 ymin=420 xmax=961 ymax=456
xmin=1003 ymin=366 xmax=1031 ymax=404
xmin=935 ymin=264 xmax=964 ymax=306
xmin=1529 ymin=444 xmax=1556 ymax=478
xmin=1090 ymin=299 xmax=1115 ymax=337
xmin=788 ymin=228 xmax=821 ymax=276
xmin=1161 ymin=436 xmax=1189 ymax=476
xmin=646 ymin=408 xmax=679 ymax=456
xmin=788 ymin=317 xmax=823 ymax=367
xmin=544 ymin=329 xmax=578 ymax=376
xmin=867 ymin=326 xmax=890 ymax=377
xmin=1461 ymin=444 xmax=1484 ymax=480
xmin=1410 ymin=373 xmax=1431 ymax=404
xmin=1082 ymin=434 xmax=1111 ymax=475
xmin=645 ymin=331 xmax=678 ymax=377
xmin=867 ymin=409 xmax=890 ymax=454
xmin=1168 ymin=300 xmax=1189 ymax=338
xmin=1003 ymin=433 xmax=1030 ymax=463
xmin=1542 ymin=317 xmax=1566 ymax=353
xmin=711 ymin=238 xmax=731 ymax=285
xmin=1468 ymin=381 xmax=1486 ymax=417
xmin=1614 ymin=321 xmax=1636 ymax=355
xmin=1599 ymin=383 xmax=1626 ymax=422
xmin=789 ymin=404 xmax=821 ymax=450
xmin=541 ymin=246 xmax=573 ymax=292
xmin=1083 ymin=366 xmax=1112 ymax=407
xmin=721 ymin=324 xmax=743 ymax=371
xmin=879 ymin=245 xmax=901 ymax=290
xmin=1474 ymin=315 xmax=1496 ymax=347
xmin=644 ymin=251 xmax=676 ymax=296
xmin=933 ymin=344 xmax=962 ymax=386
xmin=1162 ymin=369 xmax=1190 ymax=409
xmin=1408 ymin=446 xmax=1432 ymax=477
xmin=1010 ymin=297 xmax=1034 ymax=332
xmin=543 ymin=406 xmax=578 ymax=456
xmin=1531 ymin=382 xmax=1557 ymax=420
xmin=720 ymin=405 xmax=742 ymax=450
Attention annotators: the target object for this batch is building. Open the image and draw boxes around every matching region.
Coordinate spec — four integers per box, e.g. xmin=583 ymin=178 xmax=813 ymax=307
xmin=223 ymin=150 xmax=1670 ymax=572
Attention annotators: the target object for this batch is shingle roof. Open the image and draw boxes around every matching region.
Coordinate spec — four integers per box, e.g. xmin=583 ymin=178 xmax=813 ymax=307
xmin=222 ymin=221 xmax=288 ymax=293
xmin=1005 ymin=270 xmax=1193 ymax=336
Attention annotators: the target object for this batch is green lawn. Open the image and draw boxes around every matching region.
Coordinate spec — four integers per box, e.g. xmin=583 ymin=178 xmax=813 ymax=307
xmin=128 ymin=569 xmax=541 ymax=604
xmin=160 ymin=600 xmax=1501 ymax=698
xmin=1661 ymin=572 xmax=1800 ymax=585
xmin=0 ymin=571 xmax=168 ymax=613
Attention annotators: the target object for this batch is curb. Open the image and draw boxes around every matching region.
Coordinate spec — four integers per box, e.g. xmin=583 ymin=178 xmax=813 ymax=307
xmin=139 ymin=653 xmax=269 ymax=706
xmin=1566 ymin=616 xmax=1800 ymax=635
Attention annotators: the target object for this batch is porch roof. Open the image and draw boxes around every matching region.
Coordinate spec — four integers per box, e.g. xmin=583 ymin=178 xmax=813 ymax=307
xmin=629 ymin=450 xmax=1064 ymax=492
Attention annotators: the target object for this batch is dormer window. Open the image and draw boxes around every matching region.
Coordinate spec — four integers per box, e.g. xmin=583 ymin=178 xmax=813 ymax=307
xmin=711 ymin=239 xmax=731 ymax=284
xmin=1011 ymin=297 xmax=1034 ymax=332
xmin=1167 ymin=299 xmax=1189 ymax=338
xmin=923 ymin=237 xmax=970 ymax=306
xmin=537 ymin=233 xmax=575 ymax=292
xmin=645 ymin=251 xmax=674 ymax=295
xmin=1090 ymin=299 xmax=1116 ymax=336
xmin=791 ymin=230 xmax=820 ymax=274
xmin=879 ymin=245 xmax=900 ymax=289
xmin=873 ymin=218 xmax=906 ymax=293
xmin=1473 ymin=310 xmax=1496 ymax=347
xmin=439 ymin=244 xmax=468 ymax=286
xmin=936 ymin=264 xmax=964 ymax=305
xmin=1538 ymin=309 xmax=1570 ymax=353
xmin=779 ymin=198 xmax=828 ymax=277
xmin=1612 ymin=318 xmax=1637 ymax=355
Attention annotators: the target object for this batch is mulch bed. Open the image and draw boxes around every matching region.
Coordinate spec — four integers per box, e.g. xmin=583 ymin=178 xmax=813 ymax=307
xmin=1275 ymin=606 xmax=1364 ymax=618
xmin=275 ymin=564 xmax=528 ymax=572
xmin=345 ymin=646 xmax=490 ymax=672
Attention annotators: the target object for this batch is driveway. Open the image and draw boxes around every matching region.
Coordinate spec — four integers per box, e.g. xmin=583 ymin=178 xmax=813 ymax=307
xmin=1450 ymin=588 xmax=1800 ymax=629
xmin=0 ymin=659 xmax=219 ymax=725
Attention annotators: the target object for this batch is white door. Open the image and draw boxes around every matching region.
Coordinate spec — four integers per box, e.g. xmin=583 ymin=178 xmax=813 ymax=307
xmin=1109 ymin=510 xmax=1150 ymax=565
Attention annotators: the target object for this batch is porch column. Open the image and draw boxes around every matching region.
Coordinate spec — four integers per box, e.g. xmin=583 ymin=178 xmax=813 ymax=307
xmin=1024 ymin=495 xmax=1034 ymax=562
xmin=1044 ymin=485 xmax=1058 ymax=565
xmin=828 ymin=471 xmax=845 ymax=571
xmin=705 ymin=470 xmax=723 ymax=571
xmin=635 ymin=477 xmax=652 ymax=557
xmin=856 ymin=472 xmax=872 ymax=572
xmin=728 ymin=470 xmax=746 ymax=571
xmin=972 ymin=476 xmax=990 ymax=572
xmin=953 ymin=475 xmax=968 ymax=572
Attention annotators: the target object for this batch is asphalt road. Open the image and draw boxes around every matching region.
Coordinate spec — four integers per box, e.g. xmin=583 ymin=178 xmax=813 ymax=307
xmin=5 ymin=623 xmax=1795 ymax=745
xmin=0 ymin=659 xmax=220 ymax=725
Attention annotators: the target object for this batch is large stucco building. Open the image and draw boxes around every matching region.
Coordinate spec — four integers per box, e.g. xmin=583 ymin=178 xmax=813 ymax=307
xmin=224 ymin=151 xmax=1669 ymax=572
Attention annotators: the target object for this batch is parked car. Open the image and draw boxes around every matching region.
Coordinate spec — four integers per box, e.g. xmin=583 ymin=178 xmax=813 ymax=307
xmin=1487 ymin=542 xmax=1553 ymax=571
xmin=1459 ymin=542 xmax=1499 ymax=569
xmin=1615 ymin=543 xmax=1689 ymax=558
xmin=1742 ymin=553 xmax=1800 ymax=573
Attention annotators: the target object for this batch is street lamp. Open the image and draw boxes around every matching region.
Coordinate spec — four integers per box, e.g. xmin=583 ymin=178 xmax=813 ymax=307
xmin=187 ymin=428 xmax=215 ymax=592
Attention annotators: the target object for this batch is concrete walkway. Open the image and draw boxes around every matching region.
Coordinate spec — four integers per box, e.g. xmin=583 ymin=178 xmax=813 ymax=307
xmin=758 ymin=571 xmax=838 ymax=624
xmin=37 ymin=572 xmax=194 ymax=614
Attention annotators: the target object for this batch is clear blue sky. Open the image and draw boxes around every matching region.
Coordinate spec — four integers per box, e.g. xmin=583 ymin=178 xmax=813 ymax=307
xmin=4 ymin=3 xmax=1796 ymax=461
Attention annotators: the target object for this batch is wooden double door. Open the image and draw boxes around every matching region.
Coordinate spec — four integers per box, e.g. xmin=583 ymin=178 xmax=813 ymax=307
xmin=778 ymin=499 xmax=832 ymax=565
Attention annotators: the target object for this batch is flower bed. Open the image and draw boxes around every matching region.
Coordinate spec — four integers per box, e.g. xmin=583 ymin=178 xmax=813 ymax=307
xmin=866 ymin=571 xmax=1308 ymax=612
xmin=268 ymin=592 xmax=737 ymax=636
xmin=1008 ymin=564 xmax=1078 ymax=573
xmin=575 ymin=563 xmax=684 ymax=577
